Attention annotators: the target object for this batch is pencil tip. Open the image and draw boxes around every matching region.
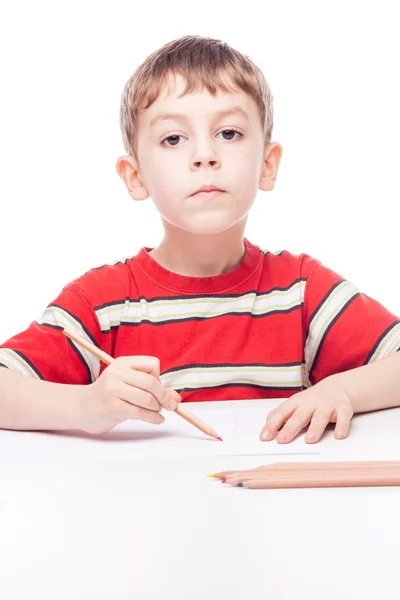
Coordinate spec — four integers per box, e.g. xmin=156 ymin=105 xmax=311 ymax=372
xmin=207 ymin=474 xmax=215 ymax=478
xmin=236 ymin=482 xmax=244 ymax=487
xmin=217 ymin=436 xmax=223 ymax=441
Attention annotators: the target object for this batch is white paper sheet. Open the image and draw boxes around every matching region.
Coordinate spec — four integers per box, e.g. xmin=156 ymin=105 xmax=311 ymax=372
xmin=0 ymin=399 xmax=320 ymax=461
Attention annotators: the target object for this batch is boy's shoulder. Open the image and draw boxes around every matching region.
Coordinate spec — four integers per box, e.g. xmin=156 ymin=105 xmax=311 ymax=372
xmin=63 ymin=253 xmax=139 ymax=308
xmin=257 ymin=243 xmax=321 ymax=279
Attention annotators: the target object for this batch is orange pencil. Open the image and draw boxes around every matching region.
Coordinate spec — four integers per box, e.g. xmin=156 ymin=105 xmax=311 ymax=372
xmin=62 ymin=327 xmax=222 ymax=441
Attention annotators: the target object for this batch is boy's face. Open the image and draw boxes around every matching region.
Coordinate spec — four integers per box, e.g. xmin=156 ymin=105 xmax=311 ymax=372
xmin=118 ymin=73 xmax=281 ymax=235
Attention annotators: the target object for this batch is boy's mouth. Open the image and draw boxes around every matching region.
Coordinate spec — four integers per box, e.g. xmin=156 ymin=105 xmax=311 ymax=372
xmin=190 ymin=185 xmax=225 ymax=196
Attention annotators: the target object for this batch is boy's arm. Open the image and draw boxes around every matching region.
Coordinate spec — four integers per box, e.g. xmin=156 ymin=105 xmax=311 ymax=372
xmin=0 ymin=358 xmax=180 ymax=433
xmin=0 ymin=367 xmax=84 ymax=430
xmin=0 ymin=283 xmax=102 ymax=430
xmin=260 ymin=351 xmax=400 ymax=444
xmin=0 ymin=272 xmax=181 ymax=433
xmin=300 ymin=257 xmax=400 ymax=388
xmin=334 ymin=350 xmax=400 ymax=413
xmin=260 ymin=256 xmax=400 ymax=443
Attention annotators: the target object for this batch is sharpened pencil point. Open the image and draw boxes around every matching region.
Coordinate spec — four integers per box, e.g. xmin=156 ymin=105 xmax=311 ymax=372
xmin=217 ymin=436 xmax=223 ymax=441
xmin=237 ymin=482 xmax=244 ymax=487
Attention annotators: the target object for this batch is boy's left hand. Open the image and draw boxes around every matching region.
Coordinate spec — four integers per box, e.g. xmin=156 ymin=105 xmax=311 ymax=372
xmin=260 ymin=377 xmax=354 ymax=444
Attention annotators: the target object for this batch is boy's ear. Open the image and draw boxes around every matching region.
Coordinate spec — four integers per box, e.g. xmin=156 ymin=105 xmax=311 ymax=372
xmin=259 ymin=142 xmax=282 ymax=191
xmin=116 ymin=155 xmax=149 ymax=201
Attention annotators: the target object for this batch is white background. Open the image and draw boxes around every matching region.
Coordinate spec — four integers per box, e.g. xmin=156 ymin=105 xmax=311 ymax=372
xmin=1 ymin=0 xmax=399 ymax=343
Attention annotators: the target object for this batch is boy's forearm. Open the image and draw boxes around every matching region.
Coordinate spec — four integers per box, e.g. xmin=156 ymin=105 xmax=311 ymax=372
xmin=0 ymin=368 xmax=84 ymax=431
xmin=331 ymin=352 xmax=400 ymax=413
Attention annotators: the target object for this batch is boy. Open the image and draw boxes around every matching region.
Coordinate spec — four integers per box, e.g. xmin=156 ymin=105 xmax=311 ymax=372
xmin=0 ymin=35 xmax=399 ymax=444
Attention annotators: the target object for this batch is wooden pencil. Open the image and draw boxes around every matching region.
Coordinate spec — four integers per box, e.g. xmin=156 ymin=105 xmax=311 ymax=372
xmin=62 ymin=327 xmax=222 ymax=441
xmin=223 ymin=461 xmax=400 ymax=486
xmin=211 ymin=460 xmax=400 ymax=481
xmin=241 ymin=469 xmax=400 ymax=489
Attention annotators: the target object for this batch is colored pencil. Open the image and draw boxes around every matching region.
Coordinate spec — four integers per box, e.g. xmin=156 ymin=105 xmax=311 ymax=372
xmin=62 ymin=327 xmax=222 ymax=441
xmin=223 ymin=461 xmax=400 ymax=486
xmin=211 ymin=460 xmax=400 ymax=482
xmin=241 ymin=469 xmax=400 ymax=489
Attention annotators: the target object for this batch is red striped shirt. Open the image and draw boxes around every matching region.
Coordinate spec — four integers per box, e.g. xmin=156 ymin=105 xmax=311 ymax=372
xmin=0 ymin=239 xmax=399 ymax=402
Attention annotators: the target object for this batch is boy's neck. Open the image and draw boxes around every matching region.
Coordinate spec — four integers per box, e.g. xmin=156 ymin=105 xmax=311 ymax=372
xmin=149 ymin=222 xmax=247 ymax=278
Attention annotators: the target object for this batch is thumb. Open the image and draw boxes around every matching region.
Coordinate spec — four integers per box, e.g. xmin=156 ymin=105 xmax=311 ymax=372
xmin=162 ymin=387 xmax=182 ymax=410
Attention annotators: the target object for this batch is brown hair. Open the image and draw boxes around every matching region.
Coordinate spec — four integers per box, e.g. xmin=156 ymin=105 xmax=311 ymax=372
xmin=120 ymin=35 xmax=274 ymax=159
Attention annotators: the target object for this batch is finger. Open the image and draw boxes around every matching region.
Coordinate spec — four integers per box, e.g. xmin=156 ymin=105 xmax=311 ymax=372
xmin=161 ymin=387 xmax=182 ymax=411
xmin=114 ymin=355 xmax=161 ymax=379
xmin=119 ymin=370 xmax=164 ymax=409
xmin=114 ymin=358 xmax=180 ymax=410
xmin=119 ymin=400 xmax=165 ymax=425
xmin=119 ymin=386 xmax=164 ymax=413
xmin=122 ymin=371 xmax=180 ymax=411
xmin=334 ymin=406 xmax=353 ymax=439
xmin=304 ymin=409 xmax=333 ymax=443
xmin=168 ymin=388 xmax=182 ymax=403
xmin=260 ymin=400 xmax=297 ymax=441
xmin=275 ymin=407 xmax=314 ymax=443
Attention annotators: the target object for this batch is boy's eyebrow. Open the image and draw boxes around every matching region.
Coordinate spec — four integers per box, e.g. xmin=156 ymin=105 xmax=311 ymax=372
xmin=149 ymin=106 xmax=250 ymax=127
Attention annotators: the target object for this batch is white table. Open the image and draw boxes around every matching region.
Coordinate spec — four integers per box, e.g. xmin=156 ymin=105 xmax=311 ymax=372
xmin=1 ymin=401 xmax=400 ymax=600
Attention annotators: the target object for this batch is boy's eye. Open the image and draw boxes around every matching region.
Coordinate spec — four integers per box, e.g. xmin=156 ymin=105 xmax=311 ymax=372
xmin=161 ymin=129 xmax=242 ymax=147
xmin=216 ymin=129 xmax=242 ymax=141
xmin=162 ymin=134 xmax=183 ymax=147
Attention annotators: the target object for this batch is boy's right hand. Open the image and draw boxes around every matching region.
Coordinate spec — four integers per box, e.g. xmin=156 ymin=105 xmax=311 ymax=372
xmin=77 ymin=356 xmax=181 ymax=435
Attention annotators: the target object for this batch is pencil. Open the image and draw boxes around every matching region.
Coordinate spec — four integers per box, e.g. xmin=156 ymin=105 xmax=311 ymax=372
xmin=222 ymin=461 xmax=400 ymax=486
xmin=62 ymin=327 xmax=222 ymax=441
xmin=211 ymin=460 xmax=400 ymax=481
xmin=241 ymin=469 xmax=400 ymax=489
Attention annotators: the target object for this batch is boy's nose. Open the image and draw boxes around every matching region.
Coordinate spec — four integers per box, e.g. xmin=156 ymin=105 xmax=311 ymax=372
xmin=192 ymin=158 xmax=220 ymax=169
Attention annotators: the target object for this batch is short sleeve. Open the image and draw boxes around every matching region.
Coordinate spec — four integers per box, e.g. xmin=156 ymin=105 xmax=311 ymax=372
xmin=302 ymin=259 xmax=400 ymax=386
xmin=0 ymin=285 xmax=103 ymax=384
